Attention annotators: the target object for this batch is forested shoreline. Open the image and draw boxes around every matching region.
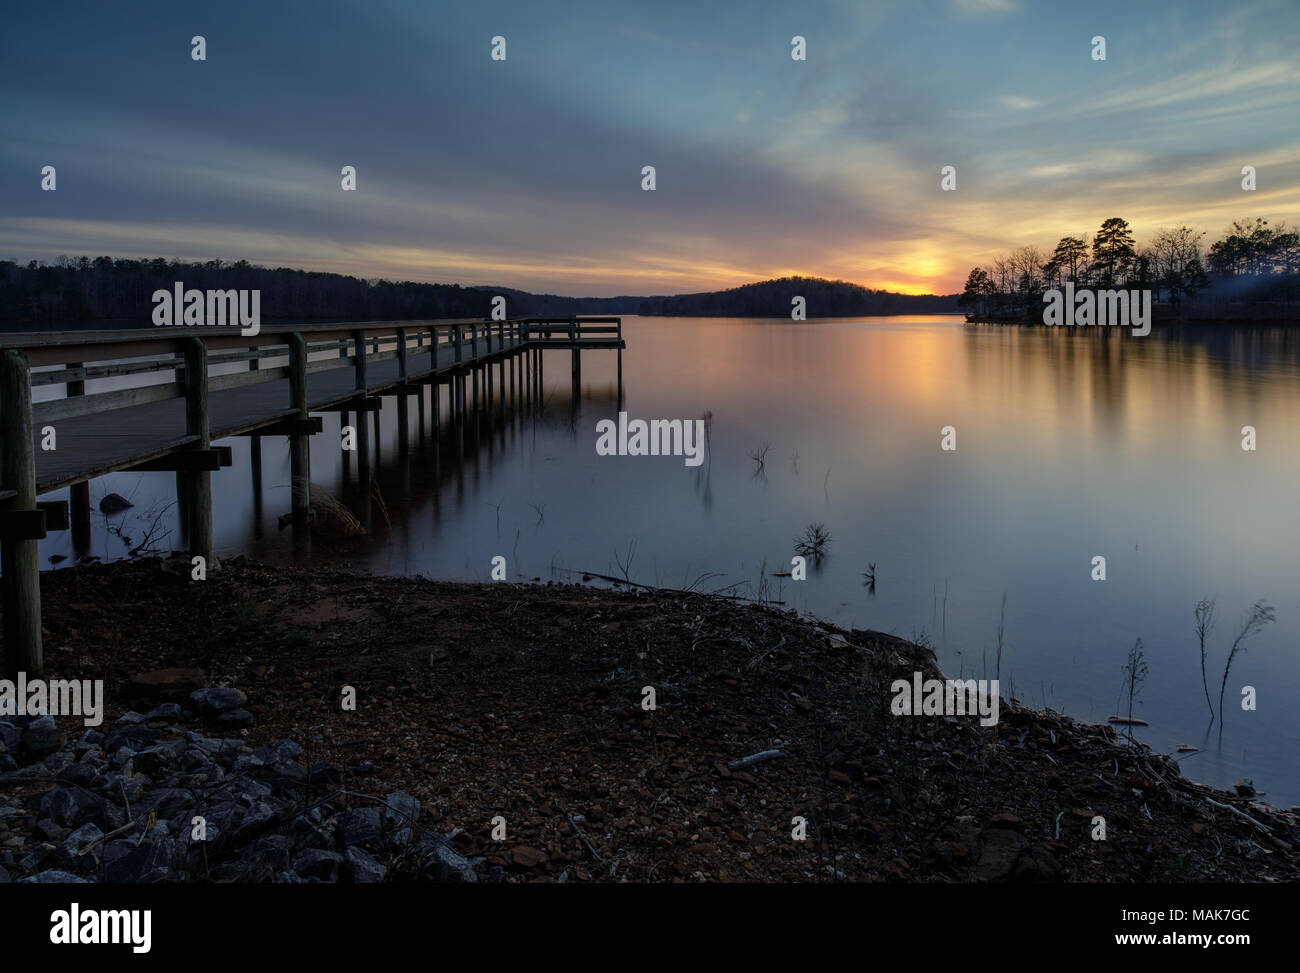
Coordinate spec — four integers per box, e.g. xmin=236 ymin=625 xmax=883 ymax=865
xmin=0 ymin=259 xmax=956 ymax=328
xmin=959 ymin=217 xmax=1300 ymax=323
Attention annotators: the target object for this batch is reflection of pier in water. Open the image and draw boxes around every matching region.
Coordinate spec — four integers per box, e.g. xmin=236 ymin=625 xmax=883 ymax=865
xmin=0 ymin=318 xmax=624 ymax=674
xmin=259 ymin=374 xmax=627 ymax=554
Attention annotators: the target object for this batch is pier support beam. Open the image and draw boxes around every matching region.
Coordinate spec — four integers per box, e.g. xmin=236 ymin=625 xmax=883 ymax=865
xmin=288 ymin=332 xmax=310 ymax=526
xmin=249 ymin=434 xmax=263 ymax=535
xmin=181 ymin=337 xmax=212 ymax=563
xmin=66 ymin=363 xmax=91 ymax=554
xmin=1 ymin=350 xmax=42 ymax=676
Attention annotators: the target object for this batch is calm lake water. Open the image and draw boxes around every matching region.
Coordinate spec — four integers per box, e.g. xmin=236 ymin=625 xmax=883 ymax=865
xmin=36 ymin=315 xmax=1300 ymax=806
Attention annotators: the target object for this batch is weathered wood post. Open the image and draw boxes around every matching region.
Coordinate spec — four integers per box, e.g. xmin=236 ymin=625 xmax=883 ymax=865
xmin=182 ymin=337 xmax=213 ymax=562
xmin=288 ymin=332 xmax=310 ymax=525
xmin=340 ymin=408 xmax=351 ymax=480
xmin=453 ymin=325 xmax=464 ymax=421
xmin=353 ymin=330 xmax=371 ymax=483
xmin=395 ymin=327 xmax=410 ymax=452
xmin=471 ymin=324 xmax=480 ymax=412
xmin=570 ymin=318 xmax=581 ymax=404
xmin=1 ymin=349 xmax=42 ymax=676
xmin=249 ymin=432 xmax=263 ymax=531
xmin=352 ymin=329 xmax=368 ymax=392
xmin=67 ymin=362 xmax=91 ymax=554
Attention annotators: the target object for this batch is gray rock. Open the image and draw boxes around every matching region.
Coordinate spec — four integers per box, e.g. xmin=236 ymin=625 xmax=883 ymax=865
xmin=60 ymin=822 xmax=104 ymax=860
xmin=132 ymin=744 xmax=178 ymax=774
xmin=103 ymin=724 xmax=161 ymax=754
xmin=22 ymin=716 xmax=65 ymax=756
xmin=244 ymin=834 xmax=292 ymax=872
xmin=102 ymin=840 xmax=171 ymax=883
xmin=252 ymin=740 xmax=301 ymax=765
xmin=343 ymin=807 xmax=385 ymax=848
xmin=115 ymin=711 xmax=147 ymax=726
xmin=293 ymin=848 xmax=343 ymax=881
xmin=56 ymin=763 xmax=98 ymax=788
xmin=0 ymin=723 xmax=21 ymax=753
xmin=98 ymin=493 xmax=133 ymax=514
xmin=262 ymin=763 xmax=307 ymax=793
xmin=143 ymin=703 xmax=183 ymax=722
xmin=141 ymin=787 xmax=194 ymax=821
xmin=41 ymin=787 xmax=105 ymax=829
xmin=289 ymin=818 xmax=332 ymax=851
xmin=229 ymin=801 xmax=279 ymax=844
xmin=40 ymin=751 xmax=75 ymax=773
xmin=100 ymin=839 xmax=136 ymax=865
xmin=218 ymin=709 xmax=253 ymax=730
xmin=189 ymin=688 xmax=247 ymax=715
xmin=422 ymin=842 xmax=477 ymax=883
xmin=0 ymin=864 xmax=9 ymax=883
xmin=20 ymin=869 xmax=90 ymax=883
xmin=383 ymin=792 xmax=420 ymax=846
xmin=345 ymin=845 xmax=387 ymax=883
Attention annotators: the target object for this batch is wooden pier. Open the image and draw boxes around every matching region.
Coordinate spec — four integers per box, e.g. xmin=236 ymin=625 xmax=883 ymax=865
xmin=0 ymin=317 xmax=623 ymax=675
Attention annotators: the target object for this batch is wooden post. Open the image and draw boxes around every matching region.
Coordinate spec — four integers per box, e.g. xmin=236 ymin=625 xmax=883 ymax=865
xmin=570 ymin=317 xmax=581 ymax=402
xmin=340 ymin=409 xmax=351 ymax=480
xmin=249 ymin=433 xmax=263 ymax=532
xmin=182 ymin=337 xmax=212 ymax=562
xmin=454 ymin=326 xmax=464 ymax=421
xmin=470 ymin=325 xmax=479 ymax=412
xmin=1 ymin=349 xmax=42 ymax=676
xmin=288 ymin=333 xmax=310 ymax=525
xmin=353 ymin=329 xmax=368 ymax=392
xmin=67 ymin=362 xmax=91 ymax=554
xmin=396 ymin=327 xmax=408 ymax=380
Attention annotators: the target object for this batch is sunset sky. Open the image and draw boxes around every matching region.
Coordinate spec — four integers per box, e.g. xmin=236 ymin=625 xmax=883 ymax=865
xmin=3 ymin=0 xmax=1299 ymax=297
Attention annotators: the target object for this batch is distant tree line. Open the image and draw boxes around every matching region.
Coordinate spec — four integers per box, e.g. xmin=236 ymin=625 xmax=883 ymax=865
xmin=0 ymin=258 xmax=957 ymax=328
xmin=0 ymin=256 xmax=505 ymax=326
xmin=958 ymin=217 xmax=1300 ymax=321
xmin=617 ymin=276 xmax=957 ymax=317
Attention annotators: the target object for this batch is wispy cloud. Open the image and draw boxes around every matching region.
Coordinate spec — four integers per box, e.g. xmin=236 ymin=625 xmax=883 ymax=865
xmin=950 ymin=0 xmax=1020 ymax=15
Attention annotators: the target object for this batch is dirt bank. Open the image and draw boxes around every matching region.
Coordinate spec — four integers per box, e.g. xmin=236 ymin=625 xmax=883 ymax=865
xmin=11 ymin=556 xmax=1299 ymax=882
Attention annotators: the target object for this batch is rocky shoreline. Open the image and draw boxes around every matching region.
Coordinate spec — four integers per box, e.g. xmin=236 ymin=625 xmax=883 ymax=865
xmin=2 ymin=556 xmax=1297 ymax=883
xmin=1 ymin=699 xmax=481 ymax=884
